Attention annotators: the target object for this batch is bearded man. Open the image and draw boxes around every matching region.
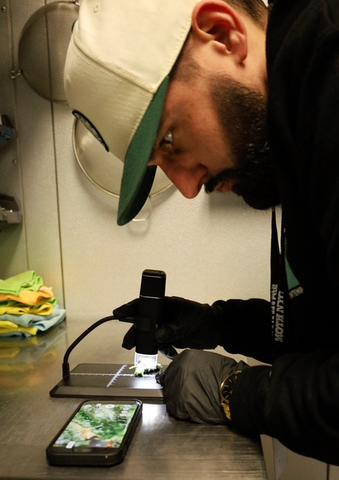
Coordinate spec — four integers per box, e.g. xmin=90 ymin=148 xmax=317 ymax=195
xmin=65 ymin=0 xmax=339 ymax=465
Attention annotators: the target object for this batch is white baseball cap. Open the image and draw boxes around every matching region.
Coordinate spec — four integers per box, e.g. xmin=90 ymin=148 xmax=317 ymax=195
xmin=64 ymin=0 xmax=200 ymax=225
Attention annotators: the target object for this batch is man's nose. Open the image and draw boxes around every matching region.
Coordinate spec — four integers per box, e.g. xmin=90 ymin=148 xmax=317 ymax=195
xmin=159 ymin=164 xmax=207 ymax=199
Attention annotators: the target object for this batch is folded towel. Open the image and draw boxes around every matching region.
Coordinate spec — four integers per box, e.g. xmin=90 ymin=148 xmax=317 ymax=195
xmin=0 ymin=321 xmax=38 ymax=337
xmin=0 ymin=305 xmax=66 ymax=337
xmin=0 ymin=271 xmax=43 ymax=295
xmin=0 ymin=301 xmax=53 ymax=316
xmin=0 ymin=286 xmax=54 ymax=306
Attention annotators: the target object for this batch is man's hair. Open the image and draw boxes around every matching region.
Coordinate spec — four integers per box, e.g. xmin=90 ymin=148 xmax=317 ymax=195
xmin=226 ymin=0 xmax=268 ymax=29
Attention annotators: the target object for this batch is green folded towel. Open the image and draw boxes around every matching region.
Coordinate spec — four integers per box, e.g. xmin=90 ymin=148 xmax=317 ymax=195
xmin=0 ymin=271 xmax=43 ymax=295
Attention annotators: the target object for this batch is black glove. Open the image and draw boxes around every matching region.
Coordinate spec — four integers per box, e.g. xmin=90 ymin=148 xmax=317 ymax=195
xmin=156 ymin=349 xmax=248 ymax=424
xmin=113 ymin=296 xmax=225 ymax=353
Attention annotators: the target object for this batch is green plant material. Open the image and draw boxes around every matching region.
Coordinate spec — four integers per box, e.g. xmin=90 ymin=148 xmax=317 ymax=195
xmin=130 ymin=362 xmax=162 ymax=377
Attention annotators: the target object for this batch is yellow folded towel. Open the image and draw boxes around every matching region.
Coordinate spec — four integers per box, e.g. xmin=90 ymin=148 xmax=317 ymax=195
xmin=0 ymin=302 xmax=53 ymax=316
xmin=0 ymin=286 xmax=54 ymax=306
xmin=0 ymin=320 xmax=38 ymax=336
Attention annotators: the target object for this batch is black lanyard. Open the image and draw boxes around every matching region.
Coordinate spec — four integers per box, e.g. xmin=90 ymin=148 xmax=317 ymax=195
xmin=271 ymin=208 xmax=288 ymax=357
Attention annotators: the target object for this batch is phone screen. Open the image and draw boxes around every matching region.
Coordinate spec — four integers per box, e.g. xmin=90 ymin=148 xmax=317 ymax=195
xmin=53 ymin=402 xmax=139 ymax=451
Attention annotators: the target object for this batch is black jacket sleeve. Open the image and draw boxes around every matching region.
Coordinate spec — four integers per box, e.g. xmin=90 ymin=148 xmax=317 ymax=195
xmin=215 ymin=298 xmax=272 ymax=364
xmin=230 ymin=351 xmax=339 ymax=465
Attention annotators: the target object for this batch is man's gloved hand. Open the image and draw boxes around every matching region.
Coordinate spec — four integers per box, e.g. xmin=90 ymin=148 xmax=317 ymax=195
xmin=113 ymin=296 xmax=225 ymax=354
xmin=156 ymin=349 xmax=248 ymax=424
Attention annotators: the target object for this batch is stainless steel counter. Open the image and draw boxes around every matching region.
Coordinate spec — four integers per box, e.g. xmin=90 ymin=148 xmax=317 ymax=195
xmin=0 ymin=318 xmax=267 ymax=479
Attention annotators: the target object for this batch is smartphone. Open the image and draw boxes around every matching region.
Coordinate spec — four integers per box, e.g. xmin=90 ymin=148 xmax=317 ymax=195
xmin=46 ymin=399 xmax=142 ymax=466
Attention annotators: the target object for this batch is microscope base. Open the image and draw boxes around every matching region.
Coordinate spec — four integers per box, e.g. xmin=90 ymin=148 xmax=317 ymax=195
xmin=50 ymin=363 xmax=164 ymax=401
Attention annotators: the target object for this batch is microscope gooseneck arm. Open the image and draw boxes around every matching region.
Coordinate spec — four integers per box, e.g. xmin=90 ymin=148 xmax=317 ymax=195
xmin=62 ymin=315 xmax=120 ymax=378
xmin=61 ymin=269 xmax=167 ymax=379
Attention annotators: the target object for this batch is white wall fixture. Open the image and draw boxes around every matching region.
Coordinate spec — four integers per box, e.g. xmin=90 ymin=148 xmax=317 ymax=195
xmin=73 ymin=118 xmax=173 ymax=221
xmin=17 ymin=1 xmax=79 ymax=102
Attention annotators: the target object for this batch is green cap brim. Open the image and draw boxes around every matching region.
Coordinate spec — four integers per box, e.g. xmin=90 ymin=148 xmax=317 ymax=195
xmin=117 ymin=76 xmax=170 ymax=225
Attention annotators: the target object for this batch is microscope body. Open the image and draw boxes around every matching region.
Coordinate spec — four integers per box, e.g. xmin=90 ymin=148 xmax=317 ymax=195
xmin=134 ymin=269 xmax=166 ymax=369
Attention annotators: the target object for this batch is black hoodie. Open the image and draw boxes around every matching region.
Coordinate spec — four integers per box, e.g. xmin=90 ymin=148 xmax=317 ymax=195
xmin=221 ymin=0 xmax=339 ymax=465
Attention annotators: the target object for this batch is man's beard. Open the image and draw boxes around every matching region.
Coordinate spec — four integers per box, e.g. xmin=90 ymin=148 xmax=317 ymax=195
xmin=204 ymin=75 xmax=280 ymax=210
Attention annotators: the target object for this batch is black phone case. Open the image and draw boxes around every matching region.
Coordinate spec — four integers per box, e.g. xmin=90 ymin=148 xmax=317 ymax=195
xmin=46 ymin=399 xmax=142 ymax=466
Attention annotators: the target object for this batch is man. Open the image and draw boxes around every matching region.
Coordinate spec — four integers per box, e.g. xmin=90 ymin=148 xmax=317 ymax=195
xmin=64 ymin=0 xmax=339 ymax=466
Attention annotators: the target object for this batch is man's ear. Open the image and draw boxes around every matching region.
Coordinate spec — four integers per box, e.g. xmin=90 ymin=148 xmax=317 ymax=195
xmin=191 ymin=0 xmax=247 ymax=62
